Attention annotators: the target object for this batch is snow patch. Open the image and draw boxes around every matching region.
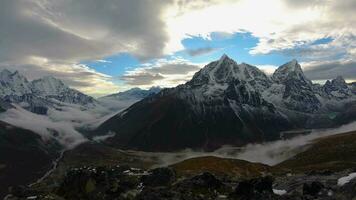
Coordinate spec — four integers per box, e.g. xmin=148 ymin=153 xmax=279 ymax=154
xmin=273 ymin=189 xmax=287 ymax=195
xmin=337 ymin=173 xmax=356 ymax=186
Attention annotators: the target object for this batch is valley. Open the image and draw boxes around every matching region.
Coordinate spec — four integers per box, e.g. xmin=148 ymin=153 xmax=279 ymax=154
xmin=1 ymin=56 xmax=356 ymax=199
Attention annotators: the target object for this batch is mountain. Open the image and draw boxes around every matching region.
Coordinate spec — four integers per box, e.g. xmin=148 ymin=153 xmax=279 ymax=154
xmin=97 ymin=55 xmax=292 ymax=151
xmin=101 ymin=86 xmax=161 ymax=101
xmin=0 ymin=69 xmax=96 ymax=114
xmin=269 ymin=60 xmax=321 ymax=113
xmin=322 ymin=76 xmax=353 ymax=99
xmin=98 ymin=87 xmax=161 ymax=111
xmin=0 ymin=120 xmax=61 ymax=198
xmin=97 ymin=55 xmax=356 ymax=151
xmin=350 ymin=82 xmax=356 ymax=95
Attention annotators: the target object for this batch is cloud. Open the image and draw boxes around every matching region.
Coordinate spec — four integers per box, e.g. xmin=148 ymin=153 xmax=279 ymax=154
xmin=187 ymin=47 xmax=218 ymax=56
xmin=303 ymin=60 xmax=356 ymax=81
xmin=121 ymin=72 xmax=165 ymax=86
xmin=0 ymin=0 xmax=175 ymax=95
xmin=96 ymin=60 xmax=112 ymax=63
xmin=144 ymin=120 xmax=356 ymax=167
xmin=121 ymin=58 xmax=202 ymax=87
xmin=1 ymin=0 xmax=354 ymax=92
xmin=0 ymin=105 xmax=87 ymax=149
xmin=0 ymin=0 xmax=174 ymax=62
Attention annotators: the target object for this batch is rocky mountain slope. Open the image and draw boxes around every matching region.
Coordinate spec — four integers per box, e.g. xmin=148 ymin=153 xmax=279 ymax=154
xmin=98 ymin=55 xmax=356 ymax=151
xmin=0 ymin=69 xmax=96 ymax=114
xmin=0 ymin=121 xmax=61 ymax=199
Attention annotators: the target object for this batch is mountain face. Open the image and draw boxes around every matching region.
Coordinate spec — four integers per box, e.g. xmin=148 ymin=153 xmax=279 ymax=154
xmin=350 ymin=82 xmax=356 ymax=95
xmin=270 ymin=60 xmax=321 ymax=113
xmin=0 ymin=121 xmax=60 ymax=198
xmin=97 ymin=55 xmax=356 ymax=151
xmin=0 ymin=70 xmax=96 ymax=114
xmin=323 ymin=76 xmax=352 ymax=99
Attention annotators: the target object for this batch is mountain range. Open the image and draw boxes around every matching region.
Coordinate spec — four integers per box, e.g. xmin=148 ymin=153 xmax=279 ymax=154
xmin=97 ymin=86 xmax=161 ymax=111
xmin=0 ymin=69 xmax=95 ymax=115
xmin=97 ymin=55 xmax=356 ymax=151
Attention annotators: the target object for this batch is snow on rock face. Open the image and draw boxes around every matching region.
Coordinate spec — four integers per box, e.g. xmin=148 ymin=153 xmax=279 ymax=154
xmin=323 ymin=76 xmax=352 ymax=99
xmin=0 ymin=69 xmax=96 ymax=114
xmin=337 ymin=173 xmax=356 ymax=186
xmin=98 ymin=56 xmax=356 ymax=151
xmin=0 ymin=70 xmax=32 ymax=96
xmin=350 ymin=82 xmax=356 ymax=95
xmin=272 ymin=59 xmax=306 ymax=84
xmin=270 ymin=60 xmax=321 ymax=113
xmin=32 ymin=76 xmax=67 ymax=96
xmin=188 ymin=55 xmax=271 ymax=93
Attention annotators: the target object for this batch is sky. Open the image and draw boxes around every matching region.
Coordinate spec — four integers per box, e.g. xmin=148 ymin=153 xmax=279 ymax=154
xmin=0 ymin=0 xmax=355 ymax=97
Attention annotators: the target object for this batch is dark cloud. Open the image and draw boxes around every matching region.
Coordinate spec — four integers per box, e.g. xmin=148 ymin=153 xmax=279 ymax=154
xmin=148 ymin=63 xmax=200 ymax=74
xmin=120 ymin=61 xmax=201 ymax=86
xmin=121 ymin=73 xmax=165 ymax=85
xmin=187 ymin=47 xmax=218 ymax=56
xmin=304 ymin=61 xmax=356 ymax=81
xmin=0 ymin=0 xmax=172 ymax=63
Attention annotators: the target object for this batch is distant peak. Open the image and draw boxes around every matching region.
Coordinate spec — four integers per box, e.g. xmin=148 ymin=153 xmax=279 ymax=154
xmin=0 ymin=69 xmax=12 ymax=75
xmin=33 ymin=76 xmax=66 ymax=87
xmin=335 ymin=75 xmax=345 ymax=81
xmin=219 ymin=54 xmax=232 ymax=61
xmin=278 ymin=59 xmax=302 ymax=72
xmin=272 ymin=59 xmax=308 ymax=83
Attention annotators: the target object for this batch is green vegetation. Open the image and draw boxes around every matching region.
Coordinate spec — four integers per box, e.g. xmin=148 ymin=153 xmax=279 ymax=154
xmin=275 ymin=131 xmax=356 ymax=172
xmin=171 ymin=156 xmax=271 ymax=178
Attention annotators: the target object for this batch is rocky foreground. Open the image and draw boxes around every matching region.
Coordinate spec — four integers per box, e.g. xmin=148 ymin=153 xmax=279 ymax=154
xmin=4 ymin=131 xmax=356 ymax=200
xmin=4 ymin=164 xmax=356 ymax=200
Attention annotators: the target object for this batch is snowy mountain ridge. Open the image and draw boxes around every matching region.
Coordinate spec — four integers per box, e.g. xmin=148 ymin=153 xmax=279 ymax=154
xmin=0 ymin=69 xmax=96 ymax=114
xmin=97 ymin=55 xmax=356 ymax=151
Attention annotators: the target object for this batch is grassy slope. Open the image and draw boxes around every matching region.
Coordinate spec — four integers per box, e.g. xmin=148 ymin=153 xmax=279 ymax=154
xmin=171 ymin=156 xmax=271 ymax=179
xmin=275 ymin=131 xmax=356 ymax=172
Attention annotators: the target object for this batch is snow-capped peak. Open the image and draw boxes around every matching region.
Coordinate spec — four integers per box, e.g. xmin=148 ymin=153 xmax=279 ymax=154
xmin=32 ymin=76 xmax=68 ymax=96
xmin=0 ymin=69 xmax=13 ymax=80
xmin=0 ymin=69 xmax=32 ymax=96
xmin=333 ymin=76 xmax=347 ymax=85
xmin=272 ymin=59 xmax=306 ymax=84
xmin=323 ymin=75 xmax=351 ymax=99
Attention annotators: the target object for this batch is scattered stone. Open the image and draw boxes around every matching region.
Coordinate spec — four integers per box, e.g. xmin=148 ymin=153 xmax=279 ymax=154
xmin=141 ymin=167 xmax=176 ymax=187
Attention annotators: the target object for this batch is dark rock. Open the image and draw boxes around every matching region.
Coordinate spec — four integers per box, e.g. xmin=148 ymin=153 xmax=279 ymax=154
xmin=57 ymin=166 xmax=140 ymax=199
xmin=179 ymin=172 xmax=224 ymax=189
xmin=339 ymin=178 xmax=356 ymax=199
xmin=231 ymin=176 xmax=275 ymax=200
xmin=142 ymin=167 xmax=176 ymax=187
xmin=9 ymin=185 xmax=38 ymax=198
xmin=135 ymin=187 xmax=175 ymax=200
xmin=302 ymin=181 xmax=324 ymax=196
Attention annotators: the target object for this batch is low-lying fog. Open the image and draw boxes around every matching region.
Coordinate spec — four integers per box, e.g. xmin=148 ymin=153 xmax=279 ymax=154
xmin=2 ymin=104 xmax=356 ymax=166
xmin=131 ymin=121 xmax=356 ymax=167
